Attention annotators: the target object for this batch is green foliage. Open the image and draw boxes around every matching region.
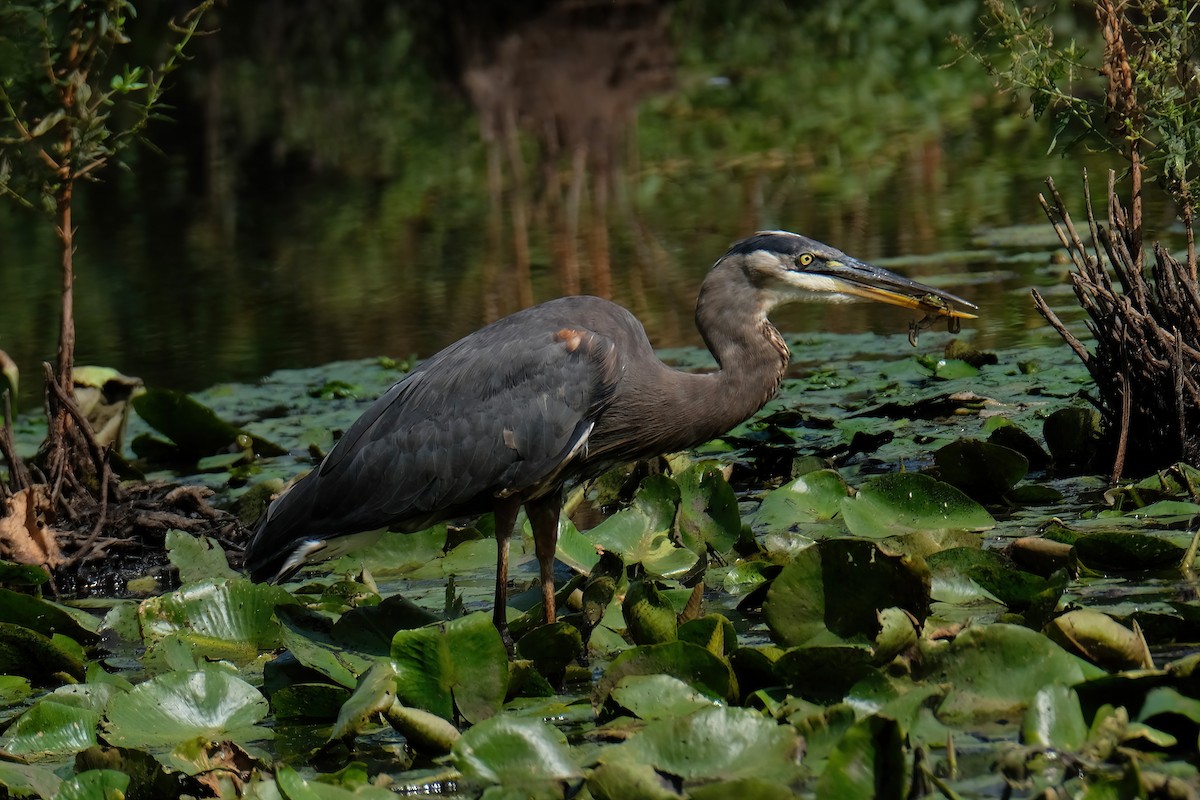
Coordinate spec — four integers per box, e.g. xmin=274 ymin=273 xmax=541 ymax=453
xmin=969 ymin=0 xmax=1200 ymax=216
xmin=0 ymin=0 xmax=214 ymax=212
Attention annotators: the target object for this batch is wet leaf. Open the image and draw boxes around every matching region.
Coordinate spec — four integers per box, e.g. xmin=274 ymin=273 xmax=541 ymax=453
xmin=922 ymin=624 xmax=1102 ymax=724
xmin=599 ymin=706 xmax=801 ymax=786
xmin=814 ymin=714 xmax=906 ymax=800
xmin=0 ymin=587 xmax=100 ymax=643
xmin=1022 ymin=684 xmax=1088 ymax=750
xmin=165 ymin=530 xmax=239 ymax=584
xmin=0 ymin=621 xmax=86 ymax=684
xmin=610 ymin=674 xmax=722 ymax=720
xmin=597 ymin=641 xmax=736 ymax=707
xmin=841 ymin=473 xmax=995 ymax=539
xmin=1043 ymin=406 xmax=1100 ymax=471
xmin=516 ymin=622 xmax=582 ymax=679
xmin=587 ymin=761 xmax=682 ymax=800
xmin=0 ymin=762 xmax=62 ymax=798
xmin=330 ymin=661 xmax=396 ymax=740
xmin=751 ymin=469 xmax=850 ymax=532
xmin=623 ymin=580 xmax=678 ymax=645
xmin=1044 ymin=610 xmax=1152 ymax=671
xmin=1073 ymin=531 xmax=1187 ymax=572
xmin=774 ymin=645 xmax=877 ymax=703
xmin=132 ymin=388 xmax=285 ymax=460
xmin=676 ymin=462 xmax=742 ymax=555
xmin=103 ymin=668 xmax=270 ymax=748
xmin=2 ymin=699 xmax=101 ymax=757
xmin=385 ymin=702 xmax=461 ymax=754
xmin=934 ymin=439 xmax=1028 ymax=502
xmin=763 ymin=539 xmax=930 ymax=648
xmin=55 ymin=769 xmax=130 ymax=800
xmin=139 ymin=578 xmax=295 ymax=660
xmin=390 ymin=611 xmax=508 ymax=723
xmin=452 ymin=716 xmax=581 ymax=784
xmin=677 ymin=614 xmax=737 ymax=658
xmin=588 ymin=475 xmax=697 ymax=578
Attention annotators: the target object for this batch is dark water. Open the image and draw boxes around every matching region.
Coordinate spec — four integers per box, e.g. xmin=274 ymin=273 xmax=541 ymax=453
xmin=0 ymin=1 xmax=1135 ymax=407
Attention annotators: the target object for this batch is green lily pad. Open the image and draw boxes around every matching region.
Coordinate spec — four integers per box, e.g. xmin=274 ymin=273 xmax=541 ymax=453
xmin=587 ymin=476 xmax=698 ymax=579
xmin=610 ymin=674 xmax=722 ymax=720
xmin=390 ymin=611 xmax=508 ymax=723
xmin=452 ymin=716 xmax=581 ymax=784
xmin=814 ymin=714 xmax=906 ymax=800
xmin=597 ymin=641 xmax=737 ymax=707
xmin=676 ymin=462 xmax=742 ymax=555
xmin=1073 ymin=531 xmax=1187 ymax=571
xmin=763 ymin=539 xmax=930 ymax=648
xmin=922 ymin=624 xmax=1102 ymax=724
xmin=103 ymin=668 xmax=270 ymax=748
xmin=599 ymin=706 xmax=801 ymax=786
xmin=751 ymin=469 xmax=850 ymax=533
xmin=330 ymin=661 xmax=397 ymax=740
xmin=0 ymin=587 xmax=100 ymax=643
xmin=0 ymin=761 xmax=62 ymax=798
xmin=1043 ymin=406 xmax=1100 ymax=471
xmin=927 ymin=547 xmax=1065 ymax=619
xmin=587 ymin=761 xmax=683 ymax=800
xmin=773 ymin=645 xmax=877 ymax=703
xmin=276 ymin=605 xmax=374 ymax=689
xmin=515 ymin=622 xmax=583 ymax=679
xmin=139 ymin=578 xmax=295 ymax=659
xmin=55 ymin=770 xmax=131 ymax=800
xmin=2 ymin=699 xmax=101 ymax=757
xmin=274 ymin=764 xmax=399 ymax=799
xmin=0 ymin=621 xmax=86 ymax=684
xmin=330 ymin=594 xmax=441 ymax=656
xmin=165 ymin=530 xmax=239 ymax=584
xmin=385 ymin=702 xmax=461 ymax=755
xmin=132 ymin=387 xmax=285 ymax=460
xmin=841 ymin=473 xmax=995 ymax=539
xmin=677 ymin=614 xmax=737 ymax=659
xmin=1043 ymin=609 xmax=1151 ymax=671
xmin=1022 ymin=684 xmax=1087 ymax=751
xmin=934 ymin=439 xmax=1028 ymax=502
xmin=623 ymin=580 xmax=678 ymax=645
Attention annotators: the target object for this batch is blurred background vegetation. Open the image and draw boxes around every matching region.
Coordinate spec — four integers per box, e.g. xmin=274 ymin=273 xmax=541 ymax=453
xmin=0 ymin=0 xmax=1123 ymax=404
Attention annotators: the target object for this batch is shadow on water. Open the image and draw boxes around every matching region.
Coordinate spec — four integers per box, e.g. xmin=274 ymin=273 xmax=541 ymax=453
xmin=0 ymin=0 xmax=1134 ymax=406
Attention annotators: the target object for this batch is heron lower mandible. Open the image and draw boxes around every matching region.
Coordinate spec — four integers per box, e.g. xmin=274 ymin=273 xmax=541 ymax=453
xmin=244 ymin=231 xmax=976 ymax=641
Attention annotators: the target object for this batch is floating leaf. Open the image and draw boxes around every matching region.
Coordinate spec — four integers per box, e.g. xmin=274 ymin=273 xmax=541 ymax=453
xmin=0 ymin=587 xmax=99 ymax=643
xmin=934 ymin=439 xmax=1028 ymax=502
xmin=1073 ymin=531 xmax=1186 ymax=572
xmin=1044 ymin=610 xmax=1152 ymax=671
xmin=1043 ymin=406 xmax=1100 ymax=471
xmin=165 ymin=530 xmax=239 ymax=584
xmin=1022 ymin=684 xmax=1087 ymax=751
xmin=764 ymin=539 xmax=930 ymax=648
xmin=841 ymin=473 xmax=995 ymax=539
xmin=610 ymin=674 xmax=722 ymax=720
xmin=385 ymin=702 xmax=461 ymax=755
xmin=922 ymin=624 xmax=1102 ymax=724
xmin=0 ymin=621 xmax=85 ymax=684
xmin=390 ymin=611 xmax=508 ymax=723
xmin=599 ymin=706 xmax=801 ymax=787
xmin=516 ymin=622 xmax=582 ymax=679
xmin=452 ymin=716 xmax=581 ymax=784
xmin=139 ymin=578 xmax=295 ymax=657
xmin=676 ymin=462 xmax=741 ymax=555
xmin=587 ymin=476 xmax=698 ymax=579
xmin=132 ymin=388 xmax=284 ymax=460
xmin=587 ymin=761 xmax=683 ymax=800
xmin=0 ymin=761 xmax=61 ymax=798
xmin=54 ymin=769 xmax=130 ymax=800
xmin=751 ymin=469 xmax=850 ymax=533
xmin=678 ymin=614 xmax=737 ymax=659
xmin=103 ymin=668 xmax=270 ymax=748
xmin=330 ymin=661 xmax=397 ymax=741
xmin=774 ymin=645 xmax=877 ymax=704
xmin=814 ymin=714 xmax=906 ymax=800
xmin=2 ymin=699 xmax=101 ymax=757
xmin=597 ymin=641 xmax=736 ymax=707
xmin=623 ymin=580 xmax=678 ymax=645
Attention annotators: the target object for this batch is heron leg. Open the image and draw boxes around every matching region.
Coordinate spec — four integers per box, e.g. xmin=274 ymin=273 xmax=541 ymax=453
xmin=526 ymin=491 xmax=563 ymax=625
xmin=492 ymin=496 xmax=521 ymax=649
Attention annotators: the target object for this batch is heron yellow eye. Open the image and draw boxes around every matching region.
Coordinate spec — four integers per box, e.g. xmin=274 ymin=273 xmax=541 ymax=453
xmin=797 ymin=253 xmax=815 ymax=267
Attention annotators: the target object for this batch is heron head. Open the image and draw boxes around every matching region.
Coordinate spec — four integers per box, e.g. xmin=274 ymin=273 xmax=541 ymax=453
xmin=719 ymin=230 xmax=977 ymax=320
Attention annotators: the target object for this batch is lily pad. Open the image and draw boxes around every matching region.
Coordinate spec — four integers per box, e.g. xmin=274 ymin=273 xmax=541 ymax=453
xmin=132 ymin=387 xmax=285 ymax=460
xmin=597 ymin=641 xmax=737 ymax=707
xmin=751 ymin=469 xmax=850 ymax=533
xmin=587 ymin=475 xmax=698 ymax=579
xmin=599 ymin=706 xmax=801 ymax=787
xmin=0 ymin=621 xmax=86 ymax=684
xmin=1073 ymin=531 xmax=1187 ymax=572
xmin=103 ymin=668 xmax=270 ymax=748
xmin=676 ymin=462 xmax=742 ymax=555
xmin=55 ymin=770 xmax=131 ymax=800
xmin=1022 ymin=684 xmax=1088 ymax=750
xmin=841 ymin=473 xmax=995 ymax=539
xmin=933 ymin=439 xmax=1028 ymax=502
xmin=390 ymin=611 xmax=509 ymax=723
xmin=139 ymin=578 xmax=295 ymax=661
xmin=2 ymin=699 xmax=101 ymax=757
xmin=623 ymin=580 xmax=678 ymax=645
xmin=1043 ymin=609 xmax=1152 ymax=671
xmin=814 ymin=714 xmax=906 ymax=800
xmin=610 ymin=674 xmax=722 ymax=720
xmin=452 ymin=716 xmax=581 ymax=784
xmin=763 ymin=539 xmax=930 ymax=648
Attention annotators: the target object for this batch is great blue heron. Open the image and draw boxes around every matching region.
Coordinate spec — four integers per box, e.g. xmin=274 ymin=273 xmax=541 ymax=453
xmin=245 ymin=231 xmax=975 ymax=639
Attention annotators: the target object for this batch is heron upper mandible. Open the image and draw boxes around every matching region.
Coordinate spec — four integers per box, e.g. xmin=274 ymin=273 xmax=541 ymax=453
xmin=245 ymin=231 xmax=975 ymax=641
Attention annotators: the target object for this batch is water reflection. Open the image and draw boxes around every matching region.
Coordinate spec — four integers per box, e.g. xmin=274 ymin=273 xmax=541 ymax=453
xmin=0 ymin=1 xmax=1130 ymax=407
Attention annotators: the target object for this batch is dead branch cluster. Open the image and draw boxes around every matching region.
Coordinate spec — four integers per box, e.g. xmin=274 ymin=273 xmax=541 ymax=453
xmin=1 ymin=369 xmax=245 ymax=594
xmin=1034 ymin=172 xmax=1200 ymax=481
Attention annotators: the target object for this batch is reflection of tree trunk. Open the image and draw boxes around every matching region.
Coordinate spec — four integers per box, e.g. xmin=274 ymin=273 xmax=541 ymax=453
xmin=483 ymin=136 xmax=504 ymax=320
xmin=453 ymin=0 xmax=674 ymax=307
xmin=501 ymin=107 xmax=534 ymax=309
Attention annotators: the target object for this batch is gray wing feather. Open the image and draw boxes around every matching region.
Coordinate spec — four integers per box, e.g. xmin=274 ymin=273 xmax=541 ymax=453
xmin=253 ymin=317 xmax=620 ymax=554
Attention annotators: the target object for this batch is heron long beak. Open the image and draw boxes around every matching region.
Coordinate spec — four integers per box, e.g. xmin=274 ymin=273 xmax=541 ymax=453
xmin=818 ymin=259 xmax=978 ymax=319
